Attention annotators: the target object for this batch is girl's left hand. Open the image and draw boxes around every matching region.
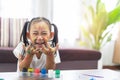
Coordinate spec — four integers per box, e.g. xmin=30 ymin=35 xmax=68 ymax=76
xmin=41 ymin=38 xmax=59 ymax=56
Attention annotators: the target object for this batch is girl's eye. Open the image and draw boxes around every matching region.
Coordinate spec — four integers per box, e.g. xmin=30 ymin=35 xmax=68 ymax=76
xmin=42 ymin=32 xmax=47 ymax=35
xmin=33 ymin=33 xmax=38 ymax=35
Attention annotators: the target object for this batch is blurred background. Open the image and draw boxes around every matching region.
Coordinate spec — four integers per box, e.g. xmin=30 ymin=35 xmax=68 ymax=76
xmin=0 ymin=0 xmax=120 ymax=68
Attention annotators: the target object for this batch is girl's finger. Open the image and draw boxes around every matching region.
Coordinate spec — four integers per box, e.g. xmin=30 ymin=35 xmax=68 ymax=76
xmin=41 ymin=44 xmax=49 ymax=54
xmin=50 ymin=43 xmax=59 ymax=52
xmin=43 ymin=37 xmax=48 ymax=46
xmin=26 ymin=43 xmax=35 ymax=55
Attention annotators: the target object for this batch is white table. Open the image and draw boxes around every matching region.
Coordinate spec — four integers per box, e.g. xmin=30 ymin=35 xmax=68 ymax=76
xmin=61 ymin=69 xmax=120 ymax=80
xmin=0 ymin=69 xmax=120 ymax=80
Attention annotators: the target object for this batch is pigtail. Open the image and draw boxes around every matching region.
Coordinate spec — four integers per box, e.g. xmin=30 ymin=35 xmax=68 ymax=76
xmin=51 ymin=24 xmax=58 ymax=47
xmin=20 ymin=21 xmax=29 ymax=46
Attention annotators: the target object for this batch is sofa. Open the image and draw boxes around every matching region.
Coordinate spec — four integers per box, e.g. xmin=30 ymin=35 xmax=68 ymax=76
xmin=0 ymin=47 xmax=17 ymax=72
xmin=56 ymin=48 xmax=101 ymax=70
xmin=0 ymin=47 xmax=101 ymax=72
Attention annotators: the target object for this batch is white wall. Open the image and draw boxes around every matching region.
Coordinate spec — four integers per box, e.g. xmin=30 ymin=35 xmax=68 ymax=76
xmin=100 ymin=40 xmax=117 ymax=66
xmin=100 ymin=23 xmax=120 ymax=66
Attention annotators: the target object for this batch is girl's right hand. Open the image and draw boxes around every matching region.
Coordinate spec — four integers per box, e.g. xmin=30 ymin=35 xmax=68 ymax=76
xmin=23 ymin=44 xmax=42 ymax=59
xmin=23 ymin=44 xmax=36 ymax=55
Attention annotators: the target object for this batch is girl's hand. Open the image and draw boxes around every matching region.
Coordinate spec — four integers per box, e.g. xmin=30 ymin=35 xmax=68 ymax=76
xmin=23 ymin=44 xmax=41 ymax=56
xmin=40 ymin=38 xmax=59 ymax=56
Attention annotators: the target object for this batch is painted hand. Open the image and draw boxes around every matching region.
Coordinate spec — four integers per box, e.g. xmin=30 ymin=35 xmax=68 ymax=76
xmin=40 ymin=38 xmax=59 ymax=56
xmin=23 ymin=43 xmax=41 ymax=56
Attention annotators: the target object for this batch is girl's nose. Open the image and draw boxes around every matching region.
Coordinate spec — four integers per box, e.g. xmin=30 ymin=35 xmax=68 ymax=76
xmin=37 ymin=35 xmax=43 ymax=40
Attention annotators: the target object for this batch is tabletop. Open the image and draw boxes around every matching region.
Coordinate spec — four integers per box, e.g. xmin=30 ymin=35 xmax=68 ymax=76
xmin=0 ymin=69 xmax=120 ymax=80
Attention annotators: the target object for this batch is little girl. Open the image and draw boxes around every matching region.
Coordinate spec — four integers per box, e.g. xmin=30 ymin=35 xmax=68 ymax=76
xmin=13 ymin=17 xmax=60 ymax=71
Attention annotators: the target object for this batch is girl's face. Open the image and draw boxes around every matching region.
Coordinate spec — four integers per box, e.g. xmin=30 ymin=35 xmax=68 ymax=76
xmin=27 ymin=21 xmax=53 ymax=49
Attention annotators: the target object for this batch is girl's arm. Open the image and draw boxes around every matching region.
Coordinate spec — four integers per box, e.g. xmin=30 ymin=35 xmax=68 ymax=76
xmin=18 ymin=53 xmax=33 ymax=71
xmin=13 ymin=42 xmax=33 ymax=71
xmin=41 ymin=43 xmax=59 ymax=70
xmin=46 ymin=53 xmax=56 ymax=70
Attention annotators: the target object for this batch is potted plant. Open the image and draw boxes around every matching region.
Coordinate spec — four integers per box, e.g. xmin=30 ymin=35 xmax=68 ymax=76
xmin=78 ymin=0 xmax=120 ymax=50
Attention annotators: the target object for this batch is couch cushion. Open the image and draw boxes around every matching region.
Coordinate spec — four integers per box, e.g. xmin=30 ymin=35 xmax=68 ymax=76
xmin=56 ymin=48 xmax=101 ymax=70
xmin=0 ymin=63 xmax=17 ymax=72
xmin=56 ymin=60 xmax=97 ymax=70
xmin=59 ymin=48 xmax=101 ymax=61
xmin=0 ymin=47 xmax=17 ymax=63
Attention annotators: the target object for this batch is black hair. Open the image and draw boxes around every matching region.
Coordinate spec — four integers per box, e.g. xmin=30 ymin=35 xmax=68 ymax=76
xmin=20 ymin=21 xmax=29 ymax=46
xmin=51 ymin=24 xmax=58 ymax=47
xmin=20 ymin=17 xmax=58 ymax=47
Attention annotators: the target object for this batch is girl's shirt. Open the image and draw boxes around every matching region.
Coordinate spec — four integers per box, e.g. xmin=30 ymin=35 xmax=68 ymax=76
xmin=13 ymin=42 xmax=61 ymax=72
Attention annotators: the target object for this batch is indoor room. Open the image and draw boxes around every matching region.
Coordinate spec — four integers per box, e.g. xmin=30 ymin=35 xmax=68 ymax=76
xmin=0 ymin=0 xmax=120 ymax=80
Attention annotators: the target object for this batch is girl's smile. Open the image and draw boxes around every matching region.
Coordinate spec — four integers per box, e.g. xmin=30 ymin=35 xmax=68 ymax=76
xmin=34 ymin=39 xmax=45 ymax=48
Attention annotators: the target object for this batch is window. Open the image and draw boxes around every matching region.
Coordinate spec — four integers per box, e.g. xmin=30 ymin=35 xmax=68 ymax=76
xmin=53 ymin=0 xmax=82 ymax=47
xmin=53 ymin=0 xmax=119 ymax=48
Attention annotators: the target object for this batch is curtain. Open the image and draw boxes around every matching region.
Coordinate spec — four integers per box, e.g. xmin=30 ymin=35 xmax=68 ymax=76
xmin=0 ymin=0 xmax=53 ymax=47
xmin=0 ymin=0 xmax=53 ymax=20
xmin=0 ymin=17 xmax=27 ymax=47
xmin=32 ymin=0 xmax=53 ymax=21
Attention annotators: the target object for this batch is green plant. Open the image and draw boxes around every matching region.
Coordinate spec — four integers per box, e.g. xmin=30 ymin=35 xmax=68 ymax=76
xmin=79 ymin=0 xmax=120 ymax=50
